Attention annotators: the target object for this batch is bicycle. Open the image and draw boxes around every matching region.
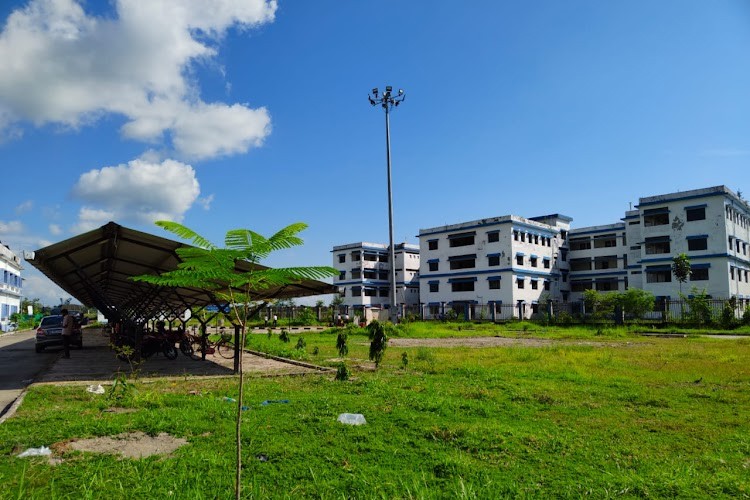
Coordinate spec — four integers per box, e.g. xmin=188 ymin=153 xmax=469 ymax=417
xmin=187 ymin=330 xmax=235 ymax=360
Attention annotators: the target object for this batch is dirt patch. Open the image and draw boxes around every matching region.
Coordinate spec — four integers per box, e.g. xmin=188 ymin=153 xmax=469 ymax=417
xmin=66 ymin=431 xmax=187 ymax=459
xmin=389 ymin=336 xmax=630 ymax=348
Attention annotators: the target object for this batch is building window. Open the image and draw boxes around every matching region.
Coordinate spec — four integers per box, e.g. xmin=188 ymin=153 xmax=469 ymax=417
xmin=513 ymin=231 xmax=519 ymax=241
xmin=544 ymin=280 xmax=550 ymax=291
xmin=543 ymin=259 xmax=550 ymax=269
xmin=429 ymin=283 xmax=439 ymax=293
xmin=530 ymin=256 xmax=538 ymax=267
xmin=530 ymin=280 xmax=538 ymax=290
xmin=338 ymin=254 xmax=345 ymax=263
xmin=516 ymin=278 xmax=525 ymax=289
xmin=488 ymin=256 xmax=500 ymax=266
xmin=643 ymin=209 xmax=669 ymax=227
xmin=489 ymin=280 xmax=500 ymax=290
xmin=516 ymin=255 xmax=523 ymax=265
xmin=596 ymin=280 xmax=617 ymax=291
xmin=534 ymin=235 xmax=539 ymax=245
xmin=449 ymin=233 xmax=475 ymax=247
xmin=571 ymin=280 xmax=592 ymax=292
xmin=351 ymin=286 xmax=362 ymax=296
xmin=364 ymin=269 xmax=378 ymax=279
xmin=686 ymin=207 xmax=706 ymax=221
xmin=338 ymin=271 xmax=346 ymax=280
xmin=379 ymin=271 xmax=388 ymax=280
xmin=570 ymin=238 xmax=591 ymax=251
xmin=594 ymin=235 xmax=617 ymax=248
xmin=646 ymin=270 xmax=672 ymax=283
xmin=520 ymin=233 xmax=526 ymax=243
xmin=560 ymin=249 xmax=568 ymax=262
xmin=379 ymin=288 xmax=389 ymax=297
xmin=428 ymin=240 xmax=438 ymax=250
xmin=351 ymin=269 xmax=361 ymax=279
xmin=687 ymin=237 xmax=708 ymax=251
xmin=449 ymin=255 xmax=476 ymax=270
xmin=364 ymin=288 xmax=378 ymax=297
xmin=730 ymin=267 xmax=735 ymax=280
xmin=690 ymin=268 xmax=709 ymax=281
xmin=352 ymin=252 xmax=360 ymax=261
xmin=379 ymin=254 xmax=389 ymax=263
xmin=570 ymin=258 xmax=592 ymax=272
xmin=728 ymin=237 xmax=733 ymax=250
xmin=428 ymin=261 xmax=438 ymax=272
xmin=451 ymin=281 xmax=475 ymax=292
xmin=645 ymin=238 xmax=671 ymax=255
xmin=487 ymin=231 xmax=499 ymax=243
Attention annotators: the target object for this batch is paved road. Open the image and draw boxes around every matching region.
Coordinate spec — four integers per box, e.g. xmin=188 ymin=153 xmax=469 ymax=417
xmin=0 ymin=329 xmax=61 ymax=416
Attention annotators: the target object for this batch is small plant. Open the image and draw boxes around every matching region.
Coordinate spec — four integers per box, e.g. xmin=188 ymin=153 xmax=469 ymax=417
xmin=107 ymin=372 xmax=134 ymax=404
xmin=720 ymin=298 xmax=738 ymax=330
xmin=366 ymin=320 xmax=388 ymax=367
xmin=401 ymin=351 xmax=409 ymax=369
xmin=312 ymin=346 xmax=319 ymax=355
xmin=295 ymin=337 xmax=306 ymax=350
xmin=267 ymin=328 xmax=273 ymax=339
xmin=279 ymin=330 xmax=290 ymax=343
xmin=336 ymin=330 xmax=349 ymax=357
xmin=335 ymin=362 xmax=349 ymax=381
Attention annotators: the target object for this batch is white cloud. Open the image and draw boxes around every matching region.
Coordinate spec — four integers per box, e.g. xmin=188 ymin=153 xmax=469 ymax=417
xmin=21 ymin=271 xmax=74 ymax=306
xmin=71 ymin=158 xmax=200 ymax=229
xmin=0 ymin=0 xmax=276 ymax=159
xmin=0 ymin=220 xmax=24 ymax=234
xmin=71 ymin=207 xmax=115 ymax=233
xmin=15 ymin=200 xmax=33 ymax=214
xmin=198 ymin=194 xmax=215 ymax=210
xmin=49 ymin=223 xmax=62 ymax=235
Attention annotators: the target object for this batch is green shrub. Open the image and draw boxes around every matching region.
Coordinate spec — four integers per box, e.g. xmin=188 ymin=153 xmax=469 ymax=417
xmin=295 ymin=337 xmax=306 ymax=350
xmin=335 ymin=362 xmax=349 ymax=381
xmin=336 ymin=330 xmax=348 ymax=357
xmin=366 ymin=320 xmax=388 ymax=367
xmin=279 ymin=330 xmax=290 ymax=343
xmin=401 ymin=352 xmax=409 ymax=369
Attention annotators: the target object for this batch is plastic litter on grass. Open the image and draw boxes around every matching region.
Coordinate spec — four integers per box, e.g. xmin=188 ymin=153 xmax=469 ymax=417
xmin=17 ymin=446 xmax=52 ymax=458
xmin=86 ymin=384 xmax=105 ymax=394
xmin=337 ymin=413 xmax=367 ymax=426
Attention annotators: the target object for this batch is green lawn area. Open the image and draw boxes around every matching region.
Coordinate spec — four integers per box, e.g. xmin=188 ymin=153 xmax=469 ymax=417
xmin=1 ymin=326 xmax=749 ymax=498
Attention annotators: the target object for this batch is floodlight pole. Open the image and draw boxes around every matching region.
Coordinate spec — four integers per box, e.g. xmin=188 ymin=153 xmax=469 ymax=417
xmin=368 ymin=86 xmax=405 ymax=323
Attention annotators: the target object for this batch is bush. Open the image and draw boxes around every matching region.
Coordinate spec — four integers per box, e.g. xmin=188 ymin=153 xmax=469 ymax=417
xmin=743 ymin=307 xmax=750 ymax=326
xmin=335 ymin=362 xmax=349 ymax=381
xmin=720 ymin=298 xmax=738 ymax=330
xmin=279 ymin=330 xmax=290 ymax=343
xmin=336 ymin=330 xmax=348 ymax=357
xmin=366 ymin=320 xmax=388 ymax=367
xmin=295 ymin=337 xmax=306 ymax=350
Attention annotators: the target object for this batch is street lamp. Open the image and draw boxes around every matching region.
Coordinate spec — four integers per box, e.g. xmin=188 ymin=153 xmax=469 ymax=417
xmin=368 ymin=86 xmax=406 ymax=323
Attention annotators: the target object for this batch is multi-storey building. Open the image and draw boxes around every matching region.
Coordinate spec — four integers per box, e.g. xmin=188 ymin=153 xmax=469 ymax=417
xmin=621 ymin=185 xmax=750 ymax=307
xmin=0 ymin=242 xmax=22 ymax=331
xmin=334 ymin=185 xmax=750 ymax=320
xmin=417 ymin=214 xmax=571 ymax=319
xmin=566 ymin=222 xmax=629 ymax=301
xmin=332 ymin=242 xmax=420 ymax=315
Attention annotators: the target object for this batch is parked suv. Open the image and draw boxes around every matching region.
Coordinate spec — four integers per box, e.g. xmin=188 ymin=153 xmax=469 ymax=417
xmin=35 ymin=315 xmax=83 ymax=353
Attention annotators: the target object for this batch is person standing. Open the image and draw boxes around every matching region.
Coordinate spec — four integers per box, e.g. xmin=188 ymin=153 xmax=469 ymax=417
xmin=273 ymin=314 xmax=278 ymax=328
xmin=61 ymin=308 xmax=73 ymax=359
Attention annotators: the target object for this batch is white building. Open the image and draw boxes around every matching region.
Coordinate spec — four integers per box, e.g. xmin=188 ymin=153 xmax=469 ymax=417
xmin=621 ymin=185 xmax=750 ymax=307
xmin=0 ymin=242 xmax=22 ymax=331
xmin=332 ymin=242 xmax=420 ymax=315
xmin=567 ymin=222 xmax=629 ymax=301
xmin=417 ymin=214 xmax=571 ymax=319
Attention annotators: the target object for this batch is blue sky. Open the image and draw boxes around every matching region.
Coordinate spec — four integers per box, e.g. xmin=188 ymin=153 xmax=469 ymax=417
xmin=1 ymin=0 xmax=749 ymax=305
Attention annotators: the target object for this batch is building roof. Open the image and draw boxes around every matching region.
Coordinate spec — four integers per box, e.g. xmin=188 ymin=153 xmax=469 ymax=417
xmin=25 ymin=221 xmax=337 ymax=323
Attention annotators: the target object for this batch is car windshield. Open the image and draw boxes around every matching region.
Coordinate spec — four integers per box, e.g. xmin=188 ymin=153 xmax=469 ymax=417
xmin=40 ymin=316 xmax=63 ymax=327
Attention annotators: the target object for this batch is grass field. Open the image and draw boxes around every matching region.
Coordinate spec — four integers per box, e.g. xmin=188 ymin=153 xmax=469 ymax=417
xmin=1 ymin=326 xmax=749 ymax=498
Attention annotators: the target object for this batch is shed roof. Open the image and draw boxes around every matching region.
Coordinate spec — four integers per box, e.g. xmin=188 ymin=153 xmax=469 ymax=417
xmin=25 ymin=221 xmax=337 ymax=323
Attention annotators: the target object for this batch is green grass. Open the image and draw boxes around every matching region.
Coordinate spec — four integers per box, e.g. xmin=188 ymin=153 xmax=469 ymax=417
xmin=1 ymin=333 xmax=749 ymax=498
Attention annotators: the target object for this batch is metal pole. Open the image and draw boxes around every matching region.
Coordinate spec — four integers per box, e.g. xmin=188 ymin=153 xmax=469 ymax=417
xmin=385 ymin=106 xmax=398 ymax=323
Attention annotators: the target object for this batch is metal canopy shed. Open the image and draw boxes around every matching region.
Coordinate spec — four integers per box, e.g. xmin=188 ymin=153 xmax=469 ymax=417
xmin=25 ymin=221 xmax=337 ymax=324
